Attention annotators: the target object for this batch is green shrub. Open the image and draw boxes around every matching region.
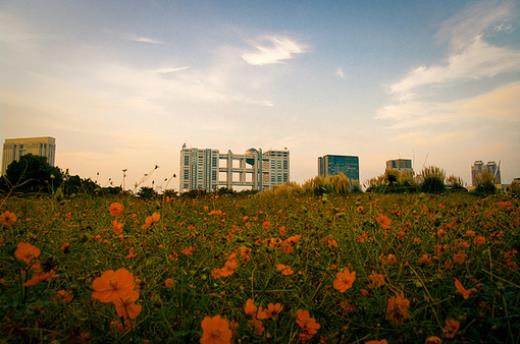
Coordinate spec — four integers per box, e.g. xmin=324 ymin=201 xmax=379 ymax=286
xmin=419 ymin=166 xmax=445 ymax=193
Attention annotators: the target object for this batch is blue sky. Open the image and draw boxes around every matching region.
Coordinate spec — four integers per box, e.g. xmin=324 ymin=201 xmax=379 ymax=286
xmin=1 ymin=0 xmax=519 ymax=189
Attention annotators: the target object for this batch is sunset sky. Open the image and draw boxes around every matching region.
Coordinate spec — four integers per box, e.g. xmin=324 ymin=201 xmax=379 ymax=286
xmin=1 ymin=0 xmax=519 ymax=190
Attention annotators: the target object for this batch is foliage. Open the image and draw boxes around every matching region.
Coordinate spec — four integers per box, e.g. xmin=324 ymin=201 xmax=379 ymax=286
xmin=474 ymin=171 xmax=497 ymax=196
xmin=302 ymin=173 xmax=351 ymax=196
xmin=137 ymin=186 xmax=158 ymax=199
xmin=446 ymin=175 xmax=467 ymax=192
xmin=365 ymin=170 xmax=417 ymax=193
xmin=2 ymin=154 xmax=63 ymax=193
xmin=509 ymin=180 xmax=520 ymax=198
xmin=419 ymin=166 xmax=446 ymax=194
xmin=1 ymin=194 xmax=518 ymax=343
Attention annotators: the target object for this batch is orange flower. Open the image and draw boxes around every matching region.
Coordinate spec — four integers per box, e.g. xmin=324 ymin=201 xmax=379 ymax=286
xmin=454 ymin=278 xmax=477 ymax=300
xmin=376 ymin=213 xmax=392 ymax=229
xmin=114 ymin=298 xmax=142 ymax=320
xmin=244 ymin=298 xmax=257 ymax=316
xmin=200 ymin=315 xmax=232 ymax=344
xmin=91 ymin=268 xmax=138 ymax=303
xmin=257 ymin=303 xmax=284 ymax=320
xmin=14 ymin=242 xmax=41 ymax=265
xmin=109 ymin=202 xmax=124 ymax=217
xmin=295 ymin=309 xmax=320 ymax=342
xmin=164 ymin=278 xmax=174 ymax=288
xmin=418 ymin=254 xmax=432 ymax=266
xmin=474 ymin=235 xmax=486 ymax=246
xmin=151 ymin=211 xmax=161 ymax=222
xmin=380 ymin=254 xmax=397 ymax=266
xmin=386 ymin=293 xmax=410 ymax=325
xmin=239 ymin=246 xmax=251 ymax=262
xmin=442 ymin=319 xmax=460 ymax=338
xmin=248 ymin=317 xmax=264 ymax=335
xmin=333 ymin=267 xmax=356 ymax=293
xmin=326 ymin=238 xmax=338 ymax=249
xmin=182 ymin=246 xmax=195 ymax=256
xmin=126 ymin=248 xmax=137 ymax=260
xmin=24 ymin=270 xmax=55 ymax=287
xmin=276 ymin=263 xmax=294 ymax=276
xmin=0 ymin=210 xmax=17 ymax=225
xmin=368 ymin=273 xmax=385 ymax=288
xmin=425 ymin=336 xmax=442 ymax=344
xmin=365 ymin=340 xmax=388 ymax=344
xmin=262 ymin=220 xmax=271 ymax=230
xmin=212 ymin=253 xmax=239 ymax=279
xmin=453 ymin=252 xmax=466 ymax=265
xmin=56 ymin=289 xmax=74 ymax=303
xmin=112 ymin=220 xmax=124 ymax=235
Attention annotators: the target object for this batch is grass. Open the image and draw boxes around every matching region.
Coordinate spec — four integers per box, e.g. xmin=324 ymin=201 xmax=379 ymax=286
xmin=1 ymin=193 xmax=519 ymax=343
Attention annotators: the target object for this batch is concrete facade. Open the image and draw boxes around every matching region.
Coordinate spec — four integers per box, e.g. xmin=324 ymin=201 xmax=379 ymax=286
xmin=386 ymin=159 xmax=413 ymax=173
xmin=2 ymin=137 xmax=56 ymax=175
xmin=180 ymin=145 xmax=289 ymax=192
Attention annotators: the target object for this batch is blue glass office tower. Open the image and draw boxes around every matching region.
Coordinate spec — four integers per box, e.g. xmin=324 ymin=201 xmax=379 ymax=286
xmin=318 ymin=155 xmax=359 ymax=181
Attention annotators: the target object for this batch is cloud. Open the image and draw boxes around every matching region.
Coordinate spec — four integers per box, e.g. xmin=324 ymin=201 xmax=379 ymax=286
xmin=129 ymin=36 xmax=164 ymax=45
xmin=335 ymin=67 xmax=345 ymax=79
xmin=436 ymin=0 xmax=514 ymax=49
xmin=389 ymin=36 xmax=520 ymax=97
xmin=241 ymin=36 xmax=307 ymax=65
xmin=152 ymin=66 xmax=191 ymax=74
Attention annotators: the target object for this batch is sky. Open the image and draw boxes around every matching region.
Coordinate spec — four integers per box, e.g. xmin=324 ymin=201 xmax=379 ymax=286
xmin=1 ymin=0 xmax=519 ymax=191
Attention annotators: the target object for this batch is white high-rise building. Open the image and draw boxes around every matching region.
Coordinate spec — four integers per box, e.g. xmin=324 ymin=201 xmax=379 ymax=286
xmin=2 ymin=137 xmax=56 ymax=175
xmin=179 ymin=144 xmax=289 ymax=192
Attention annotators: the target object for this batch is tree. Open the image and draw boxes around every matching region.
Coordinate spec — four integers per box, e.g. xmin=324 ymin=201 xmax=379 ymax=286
xmin=4 ymin=154 xmax=63 ymax=193
xmin=137 ymin=186 xmax=158 ymax=199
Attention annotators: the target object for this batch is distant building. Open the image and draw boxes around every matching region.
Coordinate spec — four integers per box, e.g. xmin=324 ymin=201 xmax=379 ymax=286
xmin=179 ymin=144 xmax=289 ymax=192
xmin=318 ymin=155 xmax=359 ymax=181
xmin=471 ymin=160 xmax=501 ymax=186
xmin=386 ymin=159 xmax=413 ymax=174
xmin=2 ymin=137 xmax=56 ymax=175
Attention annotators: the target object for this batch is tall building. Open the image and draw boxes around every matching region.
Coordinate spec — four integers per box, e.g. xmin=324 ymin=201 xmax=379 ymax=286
xmin=2 ymin=137 xmax=56 ymax=175
xmin=471 ymin=160 xmax=501 ymax=186
xmin=386 ymin=159 xmax=413 ymax=173
xmin=180 ymin=144 xmax=289 ymax=192
xmin=318 ymin=155 xmax=359 ymax=181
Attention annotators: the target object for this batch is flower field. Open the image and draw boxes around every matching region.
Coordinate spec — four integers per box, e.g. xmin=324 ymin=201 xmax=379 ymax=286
xmin=1 ymin=193 xmax=519 ymax=343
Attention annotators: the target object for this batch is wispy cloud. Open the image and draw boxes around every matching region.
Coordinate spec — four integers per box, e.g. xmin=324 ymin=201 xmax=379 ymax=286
xmin=152 ymin=66 xmax=191 ymax=74
xmin=129 ymin=36 xmax=164 ymax=45
xmin=389 ymin=36 xmax=520 ymax=97
xmin=436 ymin=0 xmax=514 ymax=49
xmin=335 ymin=67 xmax=345 ymax=79
xmin=242 ymin=36 xmax=307 ymax=66
xmin=378 ymin=0 xmax=520 ymax=142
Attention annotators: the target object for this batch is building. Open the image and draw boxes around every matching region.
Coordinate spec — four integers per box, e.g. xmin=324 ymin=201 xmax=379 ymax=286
xmin=471 ymin=160 xmax=501 ymax=186
xmin=386 ymin=159 xmax=413 ymax=174
xmin=180 ymin=144 xmax=289 ymax=192
xmin=318 ymin=155 xmax=359 ymax=181
xmin=2 ymin=137 xmax=56 ymax=175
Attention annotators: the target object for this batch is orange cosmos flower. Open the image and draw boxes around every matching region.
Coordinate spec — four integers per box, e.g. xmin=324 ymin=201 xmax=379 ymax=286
xmin=474 ymin=235 xmax=486 ymax=246
xmin=365 ymin=340 xmax=388 ymax=344
xmin=454 ymin=278 xmax=477 ymax=299
xmin=295 ymin=309 xmax=320 ymax=342
xmin=239 ymin=246 xmax=251 ymax=262
xmin=257 ymin=303 xmax=284 ymax=320
xmin=91 ymin=268 xmax=138 ymax=303
xmin=0 ymin=210 xmax=17 ymax=225
xmin=114 ymin=298 xmax=142 ymax=320
xmin=164 ymin=278 xmax=174 ymax=288
xmin=386 ymin=293 xmax=410 ymax=325
xmin=418 ymin=254 xmax=432 ymax=266
xmin=376 ymin=213 xmax=392 ymax=229
xmin=200 ymin=315 xmax=232 ymax=344
xmin=425 ymin=336 xmax=442 ymax=344
xmin=380 ymin=254 xmax=397 ymax=266
xmin=326 ymin=238 xmax=338 ymax=249
xmin=368 ymin=273 xmax=385 ymax=288
xmin=182 ymin=246 xmax=194 ymax=256
xmin=14 ymin=242 xmax=41 ymax=265
xmin=109 ymin=202 xmax=124 ymax=217
xmin=56 ymin=289 xmax=74 ymax=303
xmin=112 ymin=220 xmax=124 ymax=235
xmin=442 ymin=319 xmax=460 ymax=338
xmin=24 ymin=270 xmax=55 ymax=287
xmin=244 ymin=298 xmax=257 ymax=316
xmin=333 ymin=267 xmax=356 ymax=293
xmin=276 ymin=264 xmax=294 ymax=276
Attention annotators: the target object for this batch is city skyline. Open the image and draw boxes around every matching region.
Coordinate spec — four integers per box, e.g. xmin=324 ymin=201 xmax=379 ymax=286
xmin=1 ymin=1 xmax=519 ymax=187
